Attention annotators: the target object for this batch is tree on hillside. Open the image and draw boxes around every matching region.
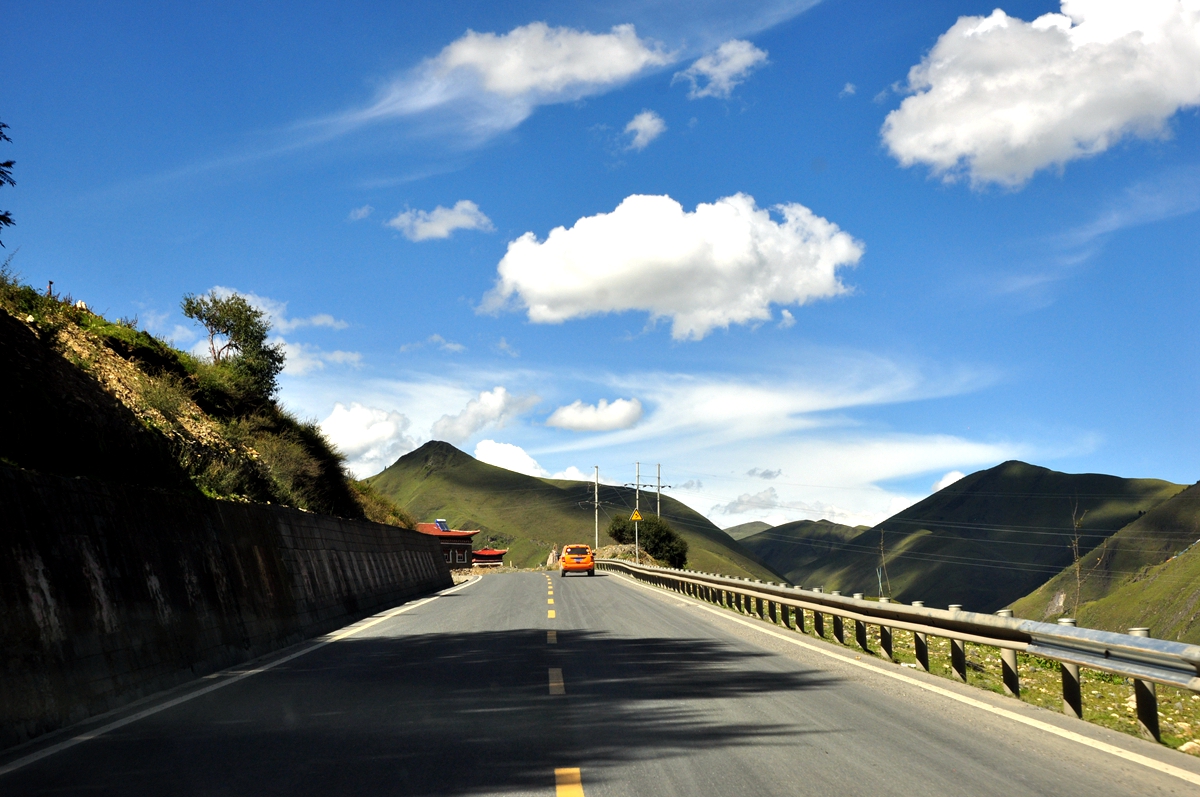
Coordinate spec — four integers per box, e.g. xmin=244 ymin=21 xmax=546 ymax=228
xmin=181 ymin=290 xmax=285 ymax=400
xmin=0 ymin=122 xmax=15 ymax=247
xmin=607 ymin=514 xmax=688 ymax=568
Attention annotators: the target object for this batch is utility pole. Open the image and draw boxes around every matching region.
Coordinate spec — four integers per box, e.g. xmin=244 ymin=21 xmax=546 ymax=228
xmin=656 ymin=464 xmax=661 ymax=517
xmin=593 ymin=465 xmax=599 ymax=550
xmin=635 ymin=461 xmax=640 ymax=564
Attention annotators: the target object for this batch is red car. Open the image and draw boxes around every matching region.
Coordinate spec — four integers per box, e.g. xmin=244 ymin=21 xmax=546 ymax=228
xmin=559 ymin=544 xmax=595 ymax=577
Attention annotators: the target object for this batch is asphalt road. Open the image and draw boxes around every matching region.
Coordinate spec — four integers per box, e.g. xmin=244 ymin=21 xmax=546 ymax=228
xmin=4 ymin=569 xmax=1200 ymax=796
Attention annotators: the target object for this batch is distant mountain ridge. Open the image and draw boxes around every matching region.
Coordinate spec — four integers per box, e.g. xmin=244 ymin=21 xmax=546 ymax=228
xmin=737 ymin=461 xmax=1183 ymax=612
xmin=367 ymin=441 xmax=782 ymax=580
xmin=723 ymin=521 xmax=773 ymax=540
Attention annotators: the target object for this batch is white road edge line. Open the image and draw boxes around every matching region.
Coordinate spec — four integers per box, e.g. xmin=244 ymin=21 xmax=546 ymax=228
xmin=0 ymin=576 xmax=481 ymax=778
xmin=612 ymin=573 xmax=1200 ymax=788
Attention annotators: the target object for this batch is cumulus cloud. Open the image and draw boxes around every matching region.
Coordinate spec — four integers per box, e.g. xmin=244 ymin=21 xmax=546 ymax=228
xmin=883 ymin=1 xmax=1200 ymax=186
xmin=839 ymin=83 xmax=856 ymax=97
xmin=337 ymin=23 xmax=671 ymax=140
xmin=209 ymin=286 xmax=349 ymax=334
xmin=280 ymin=341 xmax=362 ymax=376
xmin=624 ymin=110 xmax=667 ymax=150
xmin=348 ymin=205 xmax=374 ymax=221
xmin=546 ymin=398 xmax=644 ymax=432
xmin=778 ymin=309 xmax=796 ymax=328
xmin=747 ymin=467 xmax=782 ymax=479
xmin=400 ymin=334 xmax=466 ymax=353
xmin=320 ymin=402 xmax=416 ymax=478
xmin=431 ymin=387 xmax=540 ymax=444
xmin=386 ymin=200 xmax=494 ymax=241
xmin=932 ymin=470 xmax=966 ymax=491
xmin=673 ymin=39 xmax=769 ymax=99
xmin=474 ymin=439 xmax=549 ymax=477
xmin=481 ymin=192 xmax=863 ymax=340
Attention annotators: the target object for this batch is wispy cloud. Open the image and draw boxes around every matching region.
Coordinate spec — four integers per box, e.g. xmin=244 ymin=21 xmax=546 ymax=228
xmin=386 ymin=200 xmax=494 ymax=241
xmin=673 ymin=39 xmax=768 ymax=99
xmin=624 ymin=110 xmax=667 ymax=151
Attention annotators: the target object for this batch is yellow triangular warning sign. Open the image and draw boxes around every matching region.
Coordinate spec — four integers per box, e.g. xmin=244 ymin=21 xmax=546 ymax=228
xmin=630 ymin=509 xmax=643 ymax=521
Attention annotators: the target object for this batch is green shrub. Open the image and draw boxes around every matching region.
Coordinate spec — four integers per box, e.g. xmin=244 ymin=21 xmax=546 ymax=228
xmin=607 ymin=514 xmax=688 ymax=567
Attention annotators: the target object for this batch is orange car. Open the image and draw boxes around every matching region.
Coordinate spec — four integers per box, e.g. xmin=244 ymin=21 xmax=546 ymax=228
xmin=559 ymin=544 xmax=595 ymax=577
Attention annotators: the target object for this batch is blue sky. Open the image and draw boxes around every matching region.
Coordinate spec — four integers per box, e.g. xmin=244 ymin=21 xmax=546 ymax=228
xmin=5 ymin=0 xmax=1199 ymax=527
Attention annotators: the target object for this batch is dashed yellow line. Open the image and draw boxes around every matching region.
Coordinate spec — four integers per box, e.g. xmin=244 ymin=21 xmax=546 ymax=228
xmin=548 ymin=668 xmax=565 ymax=696
xmin=548 ymin=610 xmax=556 ymax=618
xmin=548 ymin=598 xmax=554 ymax=604
xmin=555 ymin=767 xmax=584 ymax=796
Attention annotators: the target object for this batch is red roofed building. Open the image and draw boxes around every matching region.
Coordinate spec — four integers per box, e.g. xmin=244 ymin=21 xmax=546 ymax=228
xmin=472 ymin=548 xmax=508 ymax=567
xmin=416 ymin=519 xmax=478 ymax=567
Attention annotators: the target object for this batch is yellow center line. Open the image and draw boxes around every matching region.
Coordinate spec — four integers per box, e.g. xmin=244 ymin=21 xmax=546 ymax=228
xmin=548 ymin=667 xmax=565 ymax=696
xmin=548 ymin=598 xmax=554 ymax=604
xmin=555 ymin=767 xmax=584 ymax=796
xmin=547 ymin=630 xmax=557 ymax=644
xmin=548 ymin=609 xmax=556 ymax=618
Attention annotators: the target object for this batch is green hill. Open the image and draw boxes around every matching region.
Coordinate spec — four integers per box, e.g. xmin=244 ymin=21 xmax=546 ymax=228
xmin=367 ymin=441 xmax=782 ymax=580
xmin=1010 ymin=481 xmax=1200 ymax=638
xmin=739 ymin=520 xmax=871 ymax=584
xmin=723 ymin=521 xmax=774 ymax=540
xmin=743 ymin=461 xmax=1183 ymax=612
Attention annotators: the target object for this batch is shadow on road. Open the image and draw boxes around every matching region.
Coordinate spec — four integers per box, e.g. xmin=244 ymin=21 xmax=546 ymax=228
xmin=1 ymin=630 xmax=840 ymax=795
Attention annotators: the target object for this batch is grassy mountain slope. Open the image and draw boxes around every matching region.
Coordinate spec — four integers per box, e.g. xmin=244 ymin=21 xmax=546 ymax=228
xmin=367 ymin=441 xmax=782 ymax=579
xmin=723 ymin=521 xmax=774 ymax=540
xmin=1011 ymin=482 xmax=1200 ymax=633
xmin=750 ymin=461 xmax=1183 ymax=612
xmin=0 ymin=271 xmax=411 ymax=527
xmin=739 ymin=520 xmax=870 ymax=585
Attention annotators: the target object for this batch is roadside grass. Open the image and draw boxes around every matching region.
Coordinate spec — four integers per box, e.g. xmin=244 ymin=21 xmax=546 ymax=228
xmin=687 ymin=584 xmax=1200 ymax=754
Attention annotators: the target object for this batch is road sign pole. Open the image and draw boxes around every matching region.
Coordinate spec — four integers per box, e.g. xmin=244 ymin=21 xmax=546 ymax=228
xmin=594 ymin=466 xmax=599 ymax=551
xmin=635 ymin=462 xmax=640 ymax=564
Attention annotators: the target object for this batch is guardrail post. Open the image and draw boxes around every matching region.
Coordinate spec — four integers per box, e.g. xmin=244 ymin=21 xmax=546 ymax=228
xmin=781 ymin=604 xmax=792 ymax=629
xmin=795 ymin=604 xmax=805 ymax=633
xmin=812 ymin=588 xmax=824 ymax=638
xmin=879 ymin=597 xmax=893 ymax=660
xmin=996 ymin=610 xmax=1020 ymax=698
xmin=948 ymin=605 xmax=967 ymax=682
xmin=1058 ymin=618 xmax=1082 ymax=718
xmin=853 ymin=593 xmax=869 ymax=650
xmin=831 ymin=592 xmax=845 ymax=643
xmin=911 ymin=601 xmax=930 ymax=671
xmin=1128 ymin=627 xmax=1160 ymax=741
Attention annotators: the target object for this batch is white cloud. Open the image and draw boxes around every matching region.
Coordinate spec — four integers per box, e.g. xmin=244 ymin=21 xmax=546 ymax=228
xmin=747 ymin=467 xmax=781 ymax=479
xmin=624 ymin=110 xmax=667 ymax=150
xmin=348 ymin=205 xmax=374 ymax=221
xmin=400 ymin=334 xmax=466 ymax=353
xmin=320 ymin=402 xmax=416 ymax=478
xmin=474 ymin=439 xmax=549 ymax=477
xmin=932 ymin=470 xmax=966 ymax=491
xmin=550 ymin=465 xmax=592 ymax=481
xmin=713 ymin=487 xmax=781 ymax=514
xmin=839 ymin=83 xmax=856 ymax=97
xmin=673 ymin=39 xmax=769 ymax=99
xmin=481 ymin=192 xmax=863 ymax=341
xmin=280 ymin=341 xmax=362 ymax=376
xmin=546 ymin=398 xmax=644 ymax=432
xmin=386 ymin=200 xmax=494 ymax=241
xmin=495 ymin=337 xmax=519 ymax=357
xmin=209 ymin=286 xmax=349 ymax=334
xmin=883 ymin=1 xmax=1200 ymax=187
xmin=338 ymin=23 xmax=671 ymax=140
xmin=431 ymin=387 xmax=540 ymax=444
xmin=778 ymin=309 xmax=796 ymax=328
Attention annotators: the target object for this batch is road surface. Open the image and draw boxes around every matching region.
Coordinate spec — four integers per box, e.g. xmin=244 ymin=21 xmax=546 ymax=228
xmin=3 ymin=569 xmax=1200 ymax=795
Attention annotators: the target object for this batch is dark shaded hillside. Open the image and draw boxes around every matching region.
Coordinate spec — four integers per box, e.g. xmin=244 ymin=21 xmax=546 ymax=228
xmin=739 ymin=520 xmax=870 ymax=585
xmin=723 ymin=521 xmax=773 ymax=540
xmin=753 ymin=461 xmax=1183 ymax=612
xmin=367 ymin=441 xmax=782 ymax=579
xmin=1012 ymin=481 xmax=1200 ymax=634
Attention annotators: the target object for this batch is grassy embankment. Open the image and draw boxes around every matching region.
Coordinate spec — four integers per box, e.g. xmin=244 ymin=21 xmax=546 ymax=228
xmin=0 ymin=265 xmax=411 ymax=526
xmin=1011 ymin=482 xmax=1200 ymax=641
xmin=367 ymin=441 xmax=782 ymax=580
xmin=738 ymin=461 xmax=1183 ymax=613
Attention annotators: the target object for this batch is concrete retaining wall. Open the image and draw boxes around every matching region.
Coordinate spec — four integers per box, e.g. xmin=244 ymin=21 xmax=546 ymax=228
xmin=0 ymin=466 xmax=451 ymax=750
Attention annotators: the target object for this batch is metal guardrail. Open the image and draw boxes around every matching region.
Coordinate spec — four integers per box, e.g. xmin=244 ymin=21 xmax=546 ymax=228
xmin=598 ymin=558 xmax=1200 ymax=743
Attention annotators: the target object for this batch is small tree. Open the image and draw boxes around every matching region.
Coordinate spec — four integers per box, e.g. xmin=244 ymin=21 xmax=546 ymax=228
xmin=1 ymin=122 xmax=15 ymax=247
xmin=607 ymin=514 xmax=688 ymax=568
xmin=181 ymin=290 xmax=285 ymax=400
